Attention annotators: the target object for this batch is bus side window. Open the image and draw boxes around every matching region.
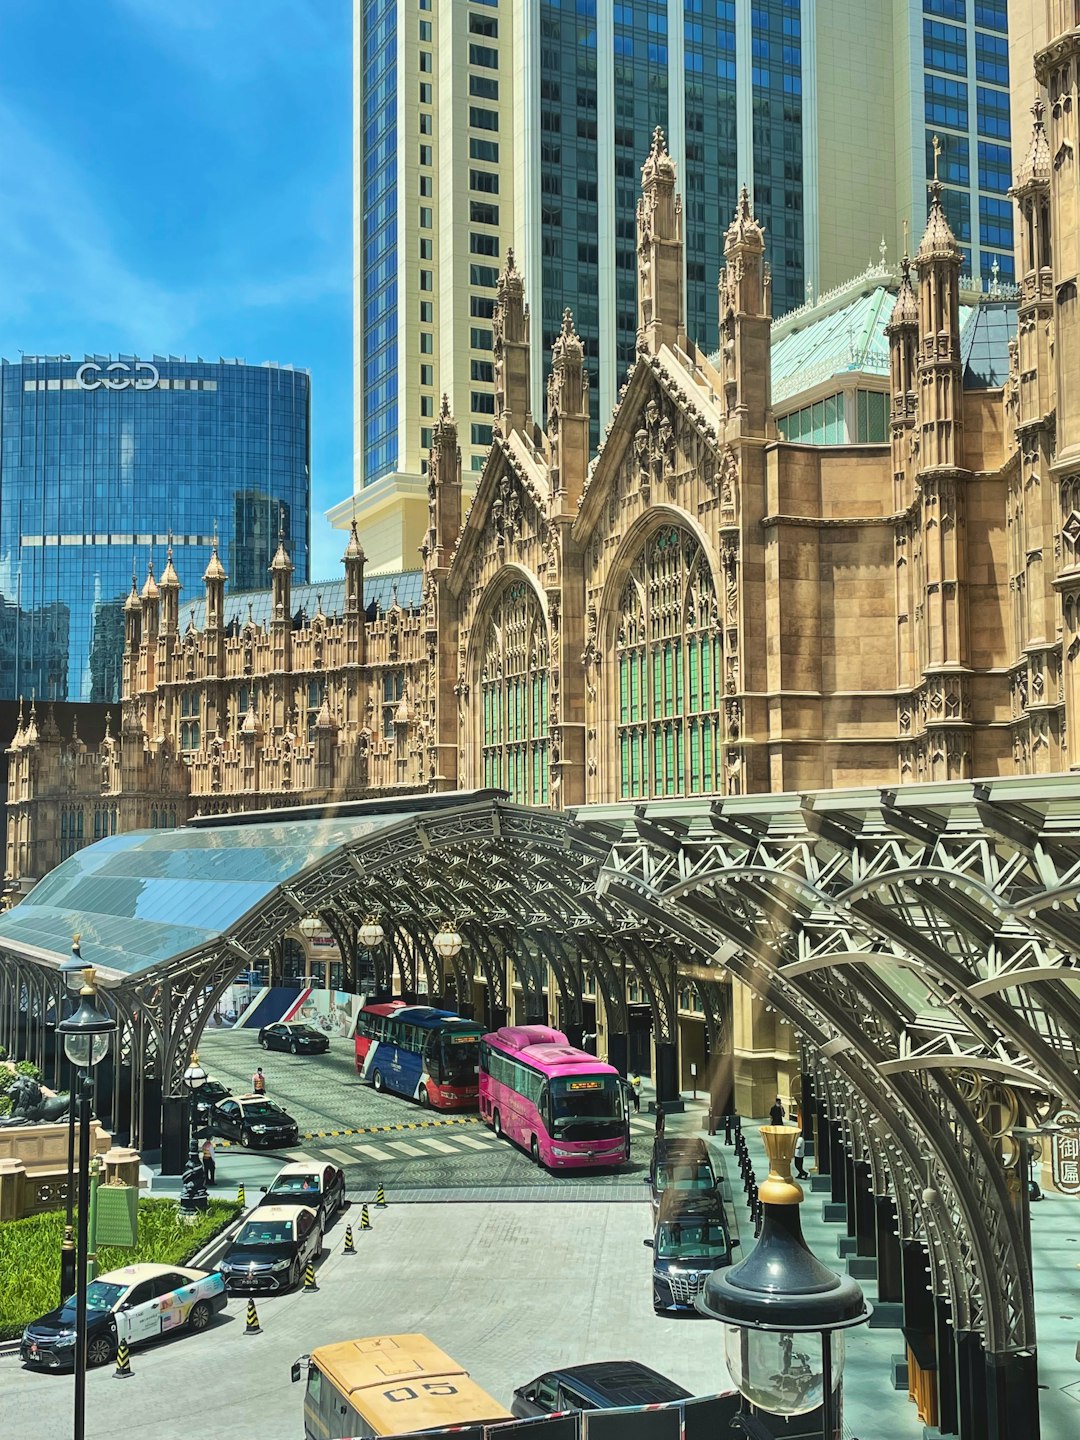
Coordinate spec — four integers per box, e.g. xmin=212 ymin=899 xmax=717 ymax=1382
xmin=538 ymin=1082 xmax=550 ymax=1126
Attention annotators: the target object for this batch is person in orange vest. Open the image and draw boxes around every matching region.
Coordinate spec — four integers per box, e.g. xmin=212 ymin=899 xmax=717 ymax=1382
xmin=252 ymin=1066 xmax=266 ymax=1095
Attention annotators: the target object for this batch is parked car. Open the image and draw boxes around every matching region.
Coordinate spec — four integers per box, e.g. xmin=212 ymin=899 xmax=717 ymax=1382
xmin=645 ymin=1188 xmax=735 ymax=1314
xmin=511 ymin=1361 xmax=692 ymax=1418
xmin=209 ymin=1093 xmax=300 ymax=1149
xmin=216 ymin=1205 xmax=322 ymax=1294
xmin=646 ymin=1136 xmax=719 ymax=1221
xmin=257 ymin=1161 xmax=346 ymax=1230
xmin=258 ymin=1021 xmax=330 ymax=1055
xmin=20 ymin=1264 xmax=226 ymax=1371
xmin=191 ymin=1078 xmax=232 ymax=1126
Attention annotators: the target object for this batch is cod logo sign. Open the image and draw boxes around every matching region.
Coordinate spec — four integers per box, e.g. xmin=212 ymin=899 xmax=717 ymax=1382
xmin=76 ymin=360 xmax=160 ymax=391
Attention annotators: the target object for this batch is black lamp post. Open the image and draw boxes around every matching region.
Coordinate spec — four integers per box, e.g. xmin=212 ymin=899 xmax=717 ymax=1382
xmin=180 ymin=1054 xmax=209 ymax=1215
xmin=696 ymin=1126 xmax=871 ymax=1440
xmin=57 ymin=936 xmax=88 ymax=1304
xmin=57 ymin=966 xmax=115 ymax=1440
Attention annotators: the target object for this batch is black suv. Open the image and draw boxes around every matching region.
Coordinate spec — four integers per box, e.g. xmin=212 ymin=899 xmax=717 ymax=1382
xmin=646 ymin=1188 xmax=735 ymax=1313
xmin=647 ymin=1136 xmax=719 ymax=1221
xmin=209 ymin=1094 xmax=299 ymax=1149
xmin=511 ymin=1361 xmax=692 ymax=1418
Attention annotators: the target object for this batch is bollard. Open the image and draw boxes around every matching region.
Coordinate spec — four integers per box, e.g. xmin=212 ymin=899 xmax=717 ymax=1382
xmin=303 ymin=1262 xmax=318 ymax=1292
xmin=343 ymin=1224 xmax=356 ymax=1254
xmin=244 ymin=1298 xmax=261 ymax=1335
xmin=236 ymin=1183 xmax=246 ymax=1208
xmin=360 ymin=1203 xmax=372 ymax=1230
xmin=733 ymin=1112 xmax=742 ymax=1137
xmin=375 ymin=1182 xmax=386 ymax=1208
xmin=724 ymin=1114 xmax=732 ymax=1145
xmin=113 ymin=1336 xmax=133 ymax=1379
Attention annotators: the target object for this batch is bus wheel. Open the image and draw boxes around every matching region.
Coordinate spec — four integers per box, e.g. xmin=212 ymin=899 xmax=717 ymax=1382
xmin=418 ymin=1086 xmax=430 ymax=1108
xmin=530 ymin=1135 xmax=541 ymax=1166
xmin=493 ymin=1110 xmax=502 ymax=1137
xmin=372 ymin=1069 xmax=384 ymax=1092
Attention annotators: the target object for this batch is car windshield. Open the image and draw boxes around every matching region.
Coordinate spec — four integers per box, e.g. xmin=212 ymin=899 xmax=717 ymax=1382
xmin=243 ymin=1103 xmax=285 ymax=1121
xmin=656 ymin=1162 xmax=714 ymax=1192
xmin=289 ymin=1026 xmax=322 ymax=1038
xmin=269 ymin=1175 xmax=321 ymax=1195
xmin=549 ymin=1076 xmax=622 ymax=1123
xmin=59 ymin=1280 xmax=126 ymax=1318
xmin=656 ymin=1221 xmax=729 ymax=1259
xmin=236 ymin=1221 xmax=294 ymax=1245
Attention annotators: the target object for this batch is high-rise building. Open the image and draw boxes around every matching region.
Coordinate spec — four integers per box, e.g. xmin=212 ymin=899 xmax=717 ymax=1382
xmin=339 ymin=0 xmax=1016 ymax=573
xmin=0 ymin=355 xmax=311 ymax=704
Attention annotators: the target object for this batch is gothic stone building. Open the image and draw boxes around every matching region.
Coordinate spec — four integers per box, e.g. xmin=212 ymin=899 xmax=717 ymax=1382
xmin=6 ymin=80 xmax=1078 ymax=1106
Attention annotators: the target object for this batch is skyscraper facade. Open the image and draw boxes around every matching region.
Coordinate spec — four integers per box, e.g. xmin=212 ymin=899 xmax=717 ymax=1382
xmin=0 ymin=355 xmax=311 ymax=704
xmin=341 ymin=1 xmax=1015 ymax=573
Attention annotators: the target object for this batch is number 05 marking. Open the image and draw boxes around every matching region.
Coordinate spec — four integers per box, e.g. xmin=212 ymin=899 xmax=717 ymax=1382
xmin=383 ymin=1382 xmax=460 ymax=1402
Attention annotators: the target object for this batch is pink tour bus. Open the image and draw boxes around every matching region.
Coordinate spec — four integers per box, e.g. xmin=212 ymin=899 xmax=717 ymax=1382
xmin=478 ymin=1025 xmax=630 ymax=1169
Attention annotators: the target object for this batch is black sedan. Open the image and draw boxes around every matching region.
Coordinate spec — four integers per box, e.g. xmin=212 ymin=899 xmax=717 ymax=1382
xmin=216 ymin=1205 xmax=322 ymax=1294
xmin=257 ymin=1161 xmax=346 ymax=1230
xmin=258 ymin=1022 xmax=329 ymax=1055
xmin=191 ymin=1079 xmax=232 ymax=1126
xmin=209 ymin=1094 xmax=300 ymax=1149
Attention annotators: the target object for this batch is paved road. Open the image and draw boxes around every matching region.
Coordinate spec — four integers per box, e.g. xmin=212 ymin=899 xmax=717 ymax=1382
xmin=0 ymin=1200 xmax=736 ymax=1440
xmin=196 ymin=1030 xmax=656 ymax=1195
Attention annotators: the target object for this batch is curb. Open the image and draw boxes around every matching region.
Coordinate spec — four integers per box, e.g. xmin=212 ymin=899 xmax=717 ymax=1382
xmin=215 ymin=1115 xmax=482 ymax=1148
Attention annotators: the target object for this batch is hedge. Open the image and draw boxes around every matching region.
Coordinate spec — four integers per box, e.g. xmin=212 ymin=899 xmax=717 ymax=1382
xmin=0 ymin=1198 xmax=240 ymax=1340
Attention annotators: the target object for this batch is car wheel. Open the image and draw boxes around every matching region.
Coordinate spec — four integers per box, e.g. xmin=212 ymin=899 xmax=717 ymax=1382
xmin=289 ymin=1261 xmax=301 ymax=1291
xmin=493 ymin=1109 xmax=502 ymax=1138
xmin=290 ymin=1041 xmax=298 ymax=1055
xmin=241 ymin=1130 xmax=253 ymax=1148
xmin=260 ymin=1037 xmax=269 ymax=1049
xmin=372 ymin=1069 xmax=384 ymax=1092
xmin=530 ymin=1135 xmax=541 ymax=1165
xmin=87 ymin=1332 xmax=116 ymax=1367
xmin=418 ymin=1085 xmax=430 ymax=1108
xmin=188 ymin=1300 xmax=211 ymax=1333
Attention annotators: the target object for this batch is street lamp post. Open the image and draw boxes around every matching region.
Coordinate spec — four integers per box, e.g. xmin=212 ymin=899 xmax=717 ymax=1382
xmin=432 ymin=921 xmax=464 ymax=1016
xmin=58 ymin=937 xmax=88 ymax=1304
xmin=697 ymin=1126 xmax=871 ymax=1440
xmin=57 ymin=967 xmax=116 ymax=1440
xmin=180 ymin=1054 xmax=209 ymax=1215
xmin=357 ymin=917 xmax=385 ymax=999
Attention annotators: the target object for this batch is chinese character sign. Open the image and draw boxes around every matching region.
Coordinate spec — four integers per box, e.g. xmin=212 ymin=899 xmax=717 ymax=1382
xmin=1051 ymin=1109 xmax=1080 ymax=1197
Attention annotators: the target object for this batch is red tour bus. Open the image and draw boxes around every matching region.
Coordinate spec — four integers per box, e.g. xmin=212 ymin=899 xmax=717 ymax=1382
xmin=479 ymin=1025 xmax=630 ymax=1169
xmin=353 ymin=1002 xmax=484 ymax=1110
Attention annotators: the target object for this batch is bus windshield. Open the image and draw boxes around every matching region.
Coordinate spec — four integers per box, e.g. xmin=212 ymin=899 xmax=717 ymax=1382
xmin=548 ymin=1076 xmax=624 ymax=1137
xmin=437 ymin=1032 xmax=480 ymax=1082
xmin=656 ymin=1220 xmax=729 ymax=1260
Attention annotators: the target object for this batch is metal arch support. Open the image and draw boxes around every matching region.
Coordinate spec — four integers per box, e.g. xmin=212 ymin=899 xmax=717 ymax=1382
xmin=459 ymin=922 xmax=506 ymax=1016
xmin=533 ymin=931 xmax=584 ymax=1034
xmin=504 ymin=933 xmax=548 ymax=1025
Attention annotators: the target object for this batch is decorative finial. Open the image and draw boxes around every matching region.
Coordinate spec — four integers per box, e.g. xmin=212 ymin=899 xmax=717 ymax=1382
xmin=562 ymin=307 xmax=574 ymax=336
xmin=278 ymin=504 xmax=286 ymax=542
xmin=439 ymin=393 xmax=451 ymax=419
xmin=879 ymin=235 xmax=887 ymax=267
xmin=931 ymin=134 xmax=941 ymax=184
xmin=902 ymin=218 xmax=909 ymax=258
xmin=651 ymin=125 xmax=666 ymax=157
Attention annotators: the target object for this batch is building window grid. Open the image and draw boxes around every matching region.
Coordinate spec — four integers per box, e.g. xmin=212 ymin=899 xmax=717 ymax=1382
xmin=480 ymin=584 xmax=549 ymax=806
xmin=616 ymin=527 xmax=722 ymax=800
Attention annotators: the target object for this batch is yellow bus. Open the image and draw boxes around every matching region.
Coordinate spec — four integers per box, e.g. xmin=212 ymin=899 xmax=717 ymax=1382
xmin=292 ymin=1333 xmax=514 ymax=1438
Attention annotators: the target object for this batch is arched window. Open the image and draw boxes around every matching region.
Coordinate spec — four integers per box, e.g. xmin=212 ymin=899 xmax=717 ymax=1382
xmin=616 ymin=526 xmax=721 ymax=798
xmin=480 ymin=582 xmax=549 ymax=804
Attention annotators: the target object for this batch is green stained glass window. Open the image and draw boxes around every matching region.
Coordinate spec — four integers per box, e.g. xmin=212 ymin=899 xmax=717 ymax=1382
xmin=479 ymin=583 xmax=549 ymax=805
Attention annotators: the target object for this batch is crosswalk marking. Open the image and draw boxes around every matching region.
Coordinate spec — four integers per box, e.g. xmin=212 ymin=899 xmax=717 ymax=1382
xmin=353 ymin=1142 xmax=394 ymax=1161
xmin=453 ymin=1133 xmax=497 ymax=1150
xmin=384 ymin=1139 xmax=426 ymax=1156
xmin=412 ymin=1136 xmax=460 ymax=1155
xmin=322 ymin=1147 xmax=361 ymax=1166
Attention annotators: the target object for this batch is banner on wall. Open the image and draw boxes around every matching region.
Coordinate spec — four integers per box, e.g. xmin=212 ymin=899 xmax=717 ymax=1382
xmin=281 ymin=987 xmax=364 ymax=1037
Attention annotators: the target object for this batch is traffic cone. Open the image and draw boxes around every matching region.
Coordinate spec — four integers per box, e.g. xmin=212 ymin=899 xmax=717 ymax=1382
xmin=244 ymin=1298 xmax=261 ymax=1335
xmin=237 ymin=1183 xmax=246 ymax=1207
xmin=360 ymin=1203 xmax=372 ymax=1230
xmin=113 ymin=1336 xmax=133 ymax=1379
xmin=343 ymin=1224 xmax=356 ymax=1254
xmin=303 ymin=1262 xmax=318 ymax=1292
xmin=375 ymin=1182 xmax=386 ymax=1208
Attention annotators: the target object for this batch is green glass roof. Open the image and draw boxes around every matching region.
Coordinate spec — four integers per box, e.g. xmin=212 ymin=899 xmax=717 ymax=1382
xmin=0 ymin=815 xmax=408 ymax=977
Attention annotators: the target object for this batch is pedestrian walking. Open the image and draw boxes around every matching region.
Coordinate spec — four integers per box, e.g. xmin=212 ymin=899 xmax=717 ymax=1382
xmin=201 ymin=1135 xmax=216 ymax=1185
xmin=769 ymin=1095 xmax=785 ymax=1126
xmin=252 ymin=1066 xmax=267 ymax=1095
xmin=794 ymin=1132 xmax=807 ymax=1180
xmin=628 ymin=1071 xmax=641 ymax=1113
xmin=654 ymin=1100 xmax=666 ymax=1138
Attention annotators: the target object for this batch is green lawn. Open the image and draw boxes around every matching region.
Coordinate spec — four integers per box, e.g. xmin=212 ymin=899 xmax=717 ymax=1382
xmin=0 ymin=1199 xmax=239 ymax=1340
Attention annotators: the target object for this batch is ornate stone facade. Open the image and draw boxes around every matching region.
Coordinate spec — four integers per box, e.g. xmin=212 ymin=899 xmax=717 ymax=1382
xmin=8 ymin=74 xmax=1080 ymax=886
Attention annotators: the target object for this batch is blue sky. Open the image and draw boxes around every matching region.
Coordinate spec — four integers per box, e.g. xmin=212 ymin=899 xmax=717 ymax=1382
xmin=0 ymin=0 xmax=353 ymax=582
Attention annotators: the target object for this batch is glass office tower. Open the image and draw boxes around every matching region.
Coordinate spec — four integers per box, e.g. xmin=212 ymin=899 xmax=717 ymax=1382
xmin=0 ymin=356 xmax=311 ymax=704
xmin=340 ymin=1 xmax=1013 ymax=574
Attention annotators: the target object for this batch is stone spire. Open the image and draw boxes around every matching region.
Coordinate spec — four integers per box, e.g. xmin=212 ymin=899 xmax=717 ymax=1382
xmin=717 ymin=186 xmax=770 ymax=429
xmin=1013 ymin=98 xmax=1051 ymax=193
xmin=493 ymin=248 xmax=531 ymax=438
xmin=914 ymin=139 xmax=963 ymax=470
xmin=887 ymin=255 xmax=919 ymax=332
xmin=915 ymin=141 xmax=963 ymax=267
xmin=425 ymin=395 xmax=462 ymax=571
xmin=547 ymin=308 xmax=589 ymax=511
xmin=158 ymin=542 xmax=181 ymax=636
xmin=886 ymin=255 xmax=920 ymax=488
xmin=636 ymin=127 xmax=685 ymax=353
xmin=140 ymin=558 xmax=160 ymax=647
